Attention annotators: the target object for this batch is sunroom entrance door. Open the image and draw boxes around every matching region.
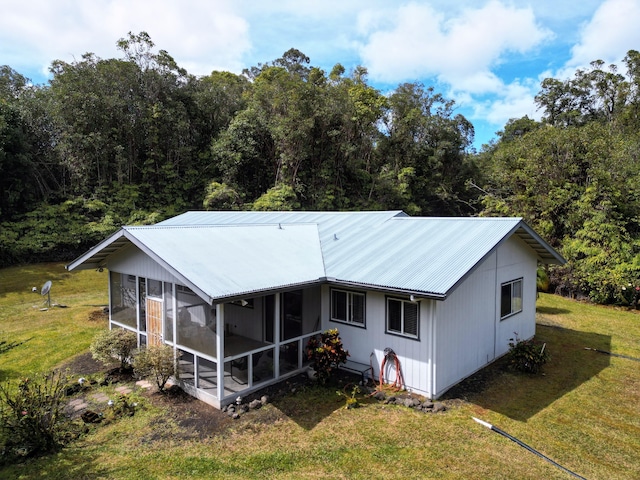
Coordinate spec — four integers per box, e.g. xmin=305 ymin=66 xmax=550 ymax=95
xmin=146 ymin=298 xmax=163 ymax=346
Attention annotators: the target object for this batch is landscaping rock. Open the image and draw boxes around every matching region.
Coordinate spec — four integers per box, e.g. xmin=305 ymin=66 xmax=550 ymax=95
xmin=260 ymin=395 xmax=270 ymax=405
xmin=433 ymin=402 xmax=446 ymax=413
xmin=81 ymin=410 xmax=102 ymax=424
xmin=372 ymin=391 xmax=386 ymax=401
xmin=249 ymin=399 xmax=262 ymax=410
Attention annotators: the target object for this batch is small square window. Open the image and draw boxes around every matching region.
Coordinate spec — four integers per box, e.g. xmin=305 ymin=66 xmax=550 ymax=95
xmin=501 ymin=279 xmax=523 ymax=319
xmin=386 ymin=297 xmax=419 ymax=338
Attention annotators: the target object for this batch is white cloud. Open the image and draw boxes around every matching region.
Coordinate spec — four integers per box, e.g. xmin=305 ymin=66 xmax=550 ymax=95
xmin=472 ymin=79 xmax=541 ymax=125
xmin=0 ymin=0 xmax=251 ymax=79
xmin=568 ymin=0 xmax=640 ymax=69
xmin=358 ymin=1 xmax=552 ymax=92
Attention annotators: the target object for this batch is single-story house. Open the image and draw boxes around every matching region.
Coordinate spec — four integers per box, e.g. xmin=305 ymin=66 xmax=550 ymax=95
xmin=67 ymin=210 xmax=564 ymax=409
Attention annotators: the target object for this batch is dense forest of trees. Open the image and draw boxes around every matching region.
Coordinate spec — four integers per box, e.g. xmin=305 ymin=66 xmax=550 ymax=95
xmin=2 ymin=32 xmax=640 ymax=305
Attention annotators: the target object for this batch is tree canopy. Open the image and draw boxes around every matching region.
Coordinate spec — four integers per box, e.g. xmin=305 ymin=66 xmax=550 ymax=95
xmin=479 ymin=50 xmax=640 ymax=303
xmin=0 ymin=33 xmax=477 ymax=266
xmin=2 ymin=33 xmax=640 ymax=306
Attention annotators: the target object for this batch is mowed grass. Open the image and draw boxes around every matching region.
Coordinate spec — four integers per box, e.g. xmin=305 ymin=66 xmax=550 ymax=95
xmin=1 ymin=265 xmax=639 ymax=479
xmin=0 ymin=262 xmax=108 ymax=377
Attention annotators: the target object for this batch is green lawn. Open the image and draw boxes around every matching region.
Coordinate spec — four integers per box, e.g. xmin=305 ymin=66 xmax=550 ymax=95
xmin=0 ymin=263 xmax=108 ymax=378
xmin=1 ymin=265 xmax=639 ymax=479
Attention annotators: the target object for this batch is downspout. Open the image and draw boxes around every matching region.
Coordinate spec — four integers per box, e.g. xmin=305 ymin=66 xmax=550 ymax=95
xmin=135 ymin=276 xmax=140 ymax=340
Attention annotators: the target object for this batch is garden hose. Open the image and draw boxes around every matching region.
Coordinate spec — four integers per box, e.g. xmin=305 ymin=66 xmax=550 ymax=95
xmin=379 ymin=348 xmax=405 ymax=391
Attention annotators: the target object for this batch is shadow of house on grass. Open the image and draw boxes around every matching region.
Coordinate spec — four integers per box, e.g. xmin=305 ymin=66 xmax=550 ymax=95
xmin=266 ymin=375 xmax=361 ymax=430
xmin=444 ymin=323 xmax=611 ymax=422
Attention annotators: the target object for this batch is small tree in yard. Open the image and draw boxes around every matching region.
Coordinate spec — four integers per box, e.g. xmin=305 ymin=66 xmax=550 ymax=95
xmin=90 ymin=329 xmax=137 ymax=371
xmin=133 ymin=345 xmax=179 ymax=392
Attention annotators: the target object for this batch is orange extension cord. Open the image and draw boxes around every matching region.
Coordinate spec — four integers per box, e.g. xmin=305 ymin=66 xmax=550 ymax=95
xmin=378 ymin=348 xmax=405 ymax=391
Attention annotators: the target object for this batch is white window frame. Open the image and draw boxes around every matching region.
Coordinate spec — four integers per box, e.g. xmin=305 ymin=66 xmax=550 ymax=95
xmin=501 ymin=278 xmax=523 ymax=320
xmin=386 ymin=297 xmax=419 ymax=339
xmin=330 ymin=288 xmax=366 ymax=327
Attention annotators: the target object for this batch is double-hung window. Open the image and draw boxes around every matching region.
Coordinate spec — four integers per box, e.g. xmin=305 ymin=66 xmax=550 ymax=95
xmin=331 ymin=289 xmax=365 ymax=327
xmin=501 ymin=279 xmax=523 ymax=319
xmin=386 ymin=297 xmax=419 ymax=338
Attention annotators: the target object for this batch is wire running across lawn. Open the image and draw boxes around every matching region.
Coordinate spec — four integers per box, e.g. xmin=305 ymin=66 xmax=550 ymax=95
xmin=472 ymin=417 xmax=587 ymax=479
xmin=584 ymin=347 xmax=640 ymax=362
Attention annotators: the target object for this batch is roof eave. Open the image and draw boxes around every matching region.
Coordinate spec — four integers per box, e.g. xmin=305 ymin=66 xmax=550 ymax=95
xmin=210 ymin=278 xmax=327 ymax=304
xmin=513 ymin=221 xmax=566 ymax=265
xmin=66 ymin=229 xmax=127 ymax=271
xmin=326 ymin=278 xmax=447 ymax=301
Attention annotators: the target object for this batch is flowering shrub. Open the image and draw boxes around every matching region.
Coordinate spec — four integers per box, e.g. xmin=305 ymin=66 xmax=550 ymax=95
xmin=305 ymin=329 xmax=349 ymax=384
xmin=0 ymin=371 xmax=77 ymax=462
xmin=620 ymin=283 xmax=640 ymax=309
xmin=507 ymin=334 xmax=549 ymax=374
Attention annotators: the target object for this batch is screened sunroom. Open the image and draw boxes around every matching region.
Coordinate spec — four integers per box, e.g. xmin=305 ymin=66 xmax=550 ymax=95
xmin=109 ymin=271 xmax=323 ymax=407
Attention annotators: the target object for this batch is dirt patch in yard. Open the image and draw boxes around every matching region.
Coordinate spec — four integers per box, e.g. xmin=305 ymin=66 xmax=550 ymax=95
xmin=59 ymin=351 xmax=470 ymax=441
xmin=59 ymin=350 xmax=110 ymax=376
xmin=140 ymin=386 xmax=234 ymax=441
xmin=58 ymin=351 xmax=311 ymax=440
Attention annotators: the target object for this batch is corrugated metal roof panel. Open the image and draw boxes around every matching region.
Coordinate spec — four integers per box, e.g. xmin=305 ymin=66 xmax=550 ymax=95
xmin=158 ymin=210 xmax=405 ymax=246
xmin=68 ymin=210 xmax=564 ymax=302
xmin=325 ymin=217 xmax=524 ymax=297
xmin=124 ymin=224 xmax=326 ymax=302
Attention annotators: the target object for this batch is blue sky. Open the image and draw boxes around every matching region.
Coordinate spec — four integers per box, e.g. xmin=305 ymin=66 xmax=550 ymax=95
xmin=2 ymin=0 xmax=640 ymax=148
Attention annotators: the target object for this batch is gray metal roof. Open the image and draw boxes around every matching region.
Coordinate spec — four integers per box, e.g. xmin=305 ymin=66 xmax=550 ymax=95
xmin=68 ymin=211 xmax=564 ymax=302
xmin=324 ymin=217 xmax=562 ymax=297
xmin=69 ymin=224 xmax=326 ymax=304
xmin=158 ymin=210 xmax=407 ymax=246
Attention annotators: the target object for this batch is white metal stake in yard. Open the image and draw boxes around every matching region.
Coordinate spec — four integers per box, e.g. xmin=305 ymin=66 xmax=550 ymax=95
xmin=472 ymin=417 xmax=587 ymax=479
